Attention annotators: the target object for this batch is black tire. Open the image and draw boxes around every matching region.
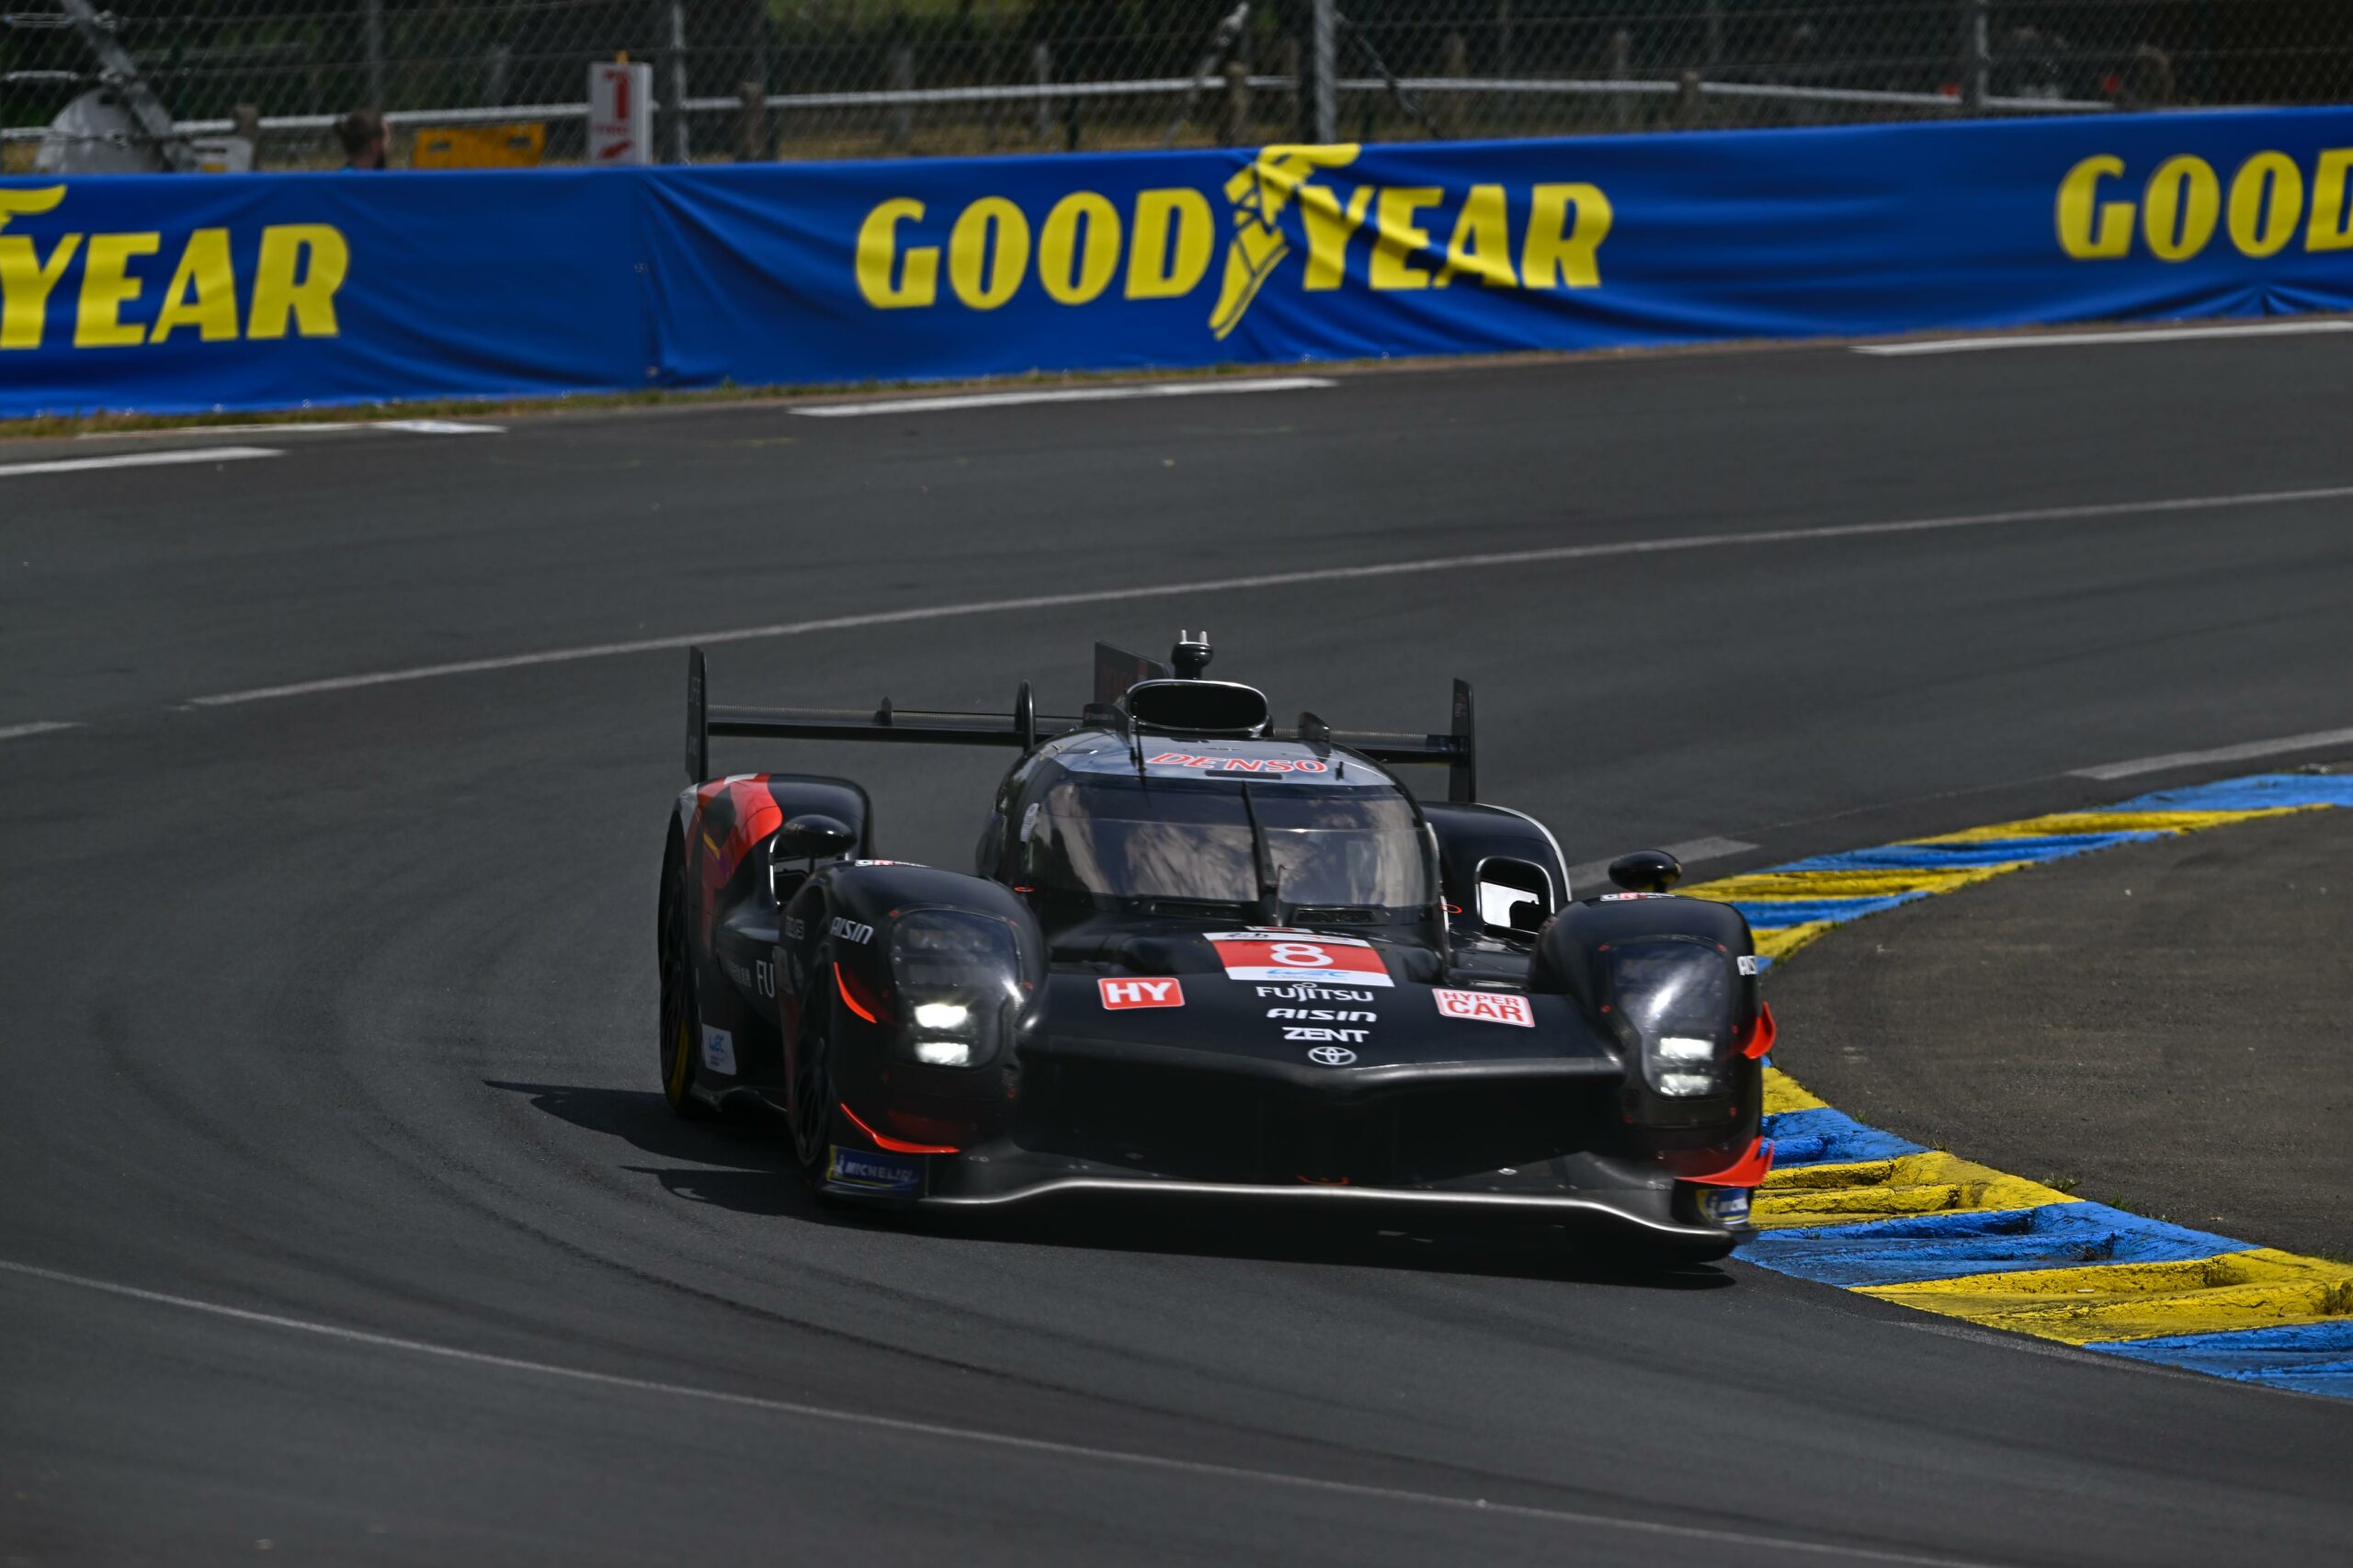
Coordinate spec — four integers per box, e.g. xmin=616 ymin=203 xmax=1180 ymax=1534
xmin=657 ymin=832 xmax=711 ymax=1120
xmin=790 ymin=958 xmax=846 ymax=1179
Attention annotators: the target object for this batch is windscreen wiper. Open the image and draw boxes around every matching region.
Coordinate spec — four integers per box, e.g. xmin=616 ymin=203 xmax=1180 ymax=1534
xmin=1238 ymin=782 xmax=1286 ymax=926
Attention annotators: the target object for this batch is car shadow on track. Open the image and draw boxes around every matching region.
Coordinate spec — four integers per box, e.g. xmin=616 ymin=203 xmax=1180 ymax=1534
xmin=483 ymin=1078 xmax=834 ymax=1223
xmin=970 ymin=1205 xmax=1735 ymax=1291
xmin=484 ymin=1078 xmax=1732 ymax=1290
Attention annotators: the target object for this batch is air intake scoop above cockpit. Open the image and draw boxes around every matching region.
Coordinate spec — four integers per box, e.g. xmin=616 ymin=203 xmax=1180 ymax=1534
xmin=1124 ymin=679 xmax=1272 ymax=737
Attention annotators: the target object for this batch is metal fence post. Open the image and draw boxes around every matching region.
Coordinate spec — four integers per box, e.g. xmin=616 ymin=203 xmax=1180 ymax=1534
xmin=1030 ymin=41 xmax=1053 ymax=144
xmin=735 ymin=80 xmax=765 ymax=161
xmin=364 ymin=0 xmax=385 ymax=108
xmin=1311 ymin=0 xmax=1336 ymax=143
xmin=1440 ymin=32 xmax=1468 ymax=137
xmin=887 ymin=44 xmax=914 ymax=151
xmin=1963 ymin=0 xmax=1990 ymax=111
xmin=1222 ymin=59 xmax=1250 ymax=146
xmin=1608 ymin=28 xmax=1631 ymax=131
xmin=667 ymin=0 xmax=689 ymax=161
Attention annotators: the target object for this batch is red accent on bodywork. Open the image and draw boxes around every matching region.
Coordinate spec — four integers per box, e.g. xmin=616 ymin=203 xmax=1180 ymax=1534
xmin=1742 ymin=1002 xmax=1778 ymax=1060
xmin=835 ymin=961 xmax=885 ymax=1024
xmin=840 ymin=1101 xmax=960 ymax=1155
xmin=688 ymin=775 xmax=783 ymax=940
xmin=1686 ymin=1137 xmax=1774 ymax=1187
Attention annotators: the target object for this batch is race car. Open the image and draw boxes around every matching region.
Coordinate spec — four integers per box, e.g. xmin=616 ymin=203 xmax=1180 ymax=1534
xmin=657 ymin=632 xmax=1774 ymax=1259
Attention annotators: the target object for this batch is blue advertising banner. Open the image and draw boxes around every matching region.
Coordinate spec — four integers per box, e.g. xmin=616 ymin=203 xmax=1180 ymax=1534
xmin=4 ymin=107 xmax=2350 ymax=416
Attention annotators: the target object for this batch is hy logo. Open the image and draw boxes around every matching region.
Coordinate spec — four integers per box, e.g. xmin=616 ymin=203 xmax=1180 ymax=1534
xmin=1211 ymin=143 xmax=1359 ymax=340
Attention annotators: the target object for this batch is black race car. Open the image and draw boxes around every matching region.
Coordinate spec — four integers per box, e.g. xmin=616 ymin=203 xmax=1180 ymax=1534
xmin=657 ymin=633 xmax=1774 ymax=1259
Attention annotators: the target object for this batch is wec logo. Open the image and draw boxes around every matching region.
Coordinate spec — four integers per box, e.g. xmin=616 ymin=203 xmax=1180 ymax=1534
xmin=0 ymin=187 xmax=347 ymax=351
xmin=852 ymin=143 xmax=1611 ymax=339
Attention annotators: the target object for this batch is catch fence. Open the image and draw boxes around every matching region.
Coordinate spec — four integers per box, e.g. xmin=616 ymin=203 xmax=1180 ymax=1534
xmin=4 ymin=1 xmax=2350 ymax=170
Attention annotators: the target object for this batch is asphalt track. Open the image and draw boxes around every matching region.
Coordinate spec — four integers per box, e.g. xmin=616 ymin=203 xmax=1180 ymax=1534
xmin=1765 ymin=798 xmax=2353 ymax=1264
xmin=5 ymin=335 xmax=2353 ymax=1566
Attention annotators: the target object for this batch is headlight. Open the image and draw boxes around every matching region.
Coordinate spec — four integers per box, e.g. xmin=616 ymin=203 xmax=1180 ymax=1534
xmin=887 ymin=911 xmax=1022 ymax=1069
xmin=1608 ymin=942 xmax=1734 ymax=1097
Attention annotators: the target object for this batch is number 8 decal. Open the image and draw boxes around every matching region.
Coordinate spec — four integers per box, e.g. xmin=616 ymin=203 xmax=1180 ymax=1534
xmin=1269 ymin=942 xmax=1333 ymax=968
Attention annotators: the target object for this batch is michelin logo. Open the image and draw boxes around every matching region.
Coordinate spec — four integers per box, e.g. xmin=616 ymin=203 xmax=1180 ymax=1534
xmin=825 ymin=1145 xmax=923 ymax=1195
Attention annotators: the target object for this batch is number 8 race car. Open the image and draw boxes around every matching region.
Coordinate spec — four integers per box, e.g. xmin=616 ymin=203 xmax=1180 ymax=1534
xmin=657 ymin=632 xmax=1775 ymax=1260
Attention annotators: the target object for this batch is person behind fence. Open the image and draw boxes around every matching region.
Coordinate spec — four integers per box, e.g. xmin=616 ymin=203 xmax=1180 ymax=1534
xmin=337 ymin=109 xmax=390 ymax=171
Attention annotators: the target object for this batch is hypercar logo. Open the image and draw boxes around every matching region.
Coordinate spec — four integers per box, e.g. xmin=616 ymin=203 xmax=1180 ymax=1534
xmin=1210 ymin=143 xmax=1360 ymax=339
xmin=1431 ymin=988 xmax=1534 ymax=1028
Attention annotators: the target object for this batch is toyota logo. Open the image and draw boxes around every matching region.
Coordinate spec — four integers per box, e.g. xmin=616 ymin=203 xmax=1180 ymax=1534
xmin=1306 ymin=1045 xmax=1357 ymax=1067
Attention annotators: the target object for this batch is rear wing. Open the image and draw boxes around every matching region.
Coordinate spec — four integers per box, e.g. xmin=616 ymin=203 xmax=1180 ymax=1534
xmin=686 ymin=646 xmax=1477 ymax=802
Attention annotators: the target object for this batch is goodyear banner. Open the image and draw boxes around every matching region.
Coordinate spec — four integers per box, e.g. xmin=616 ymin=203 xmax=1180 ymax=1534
xmin=6 ymin=107 xmax=2353 ymax=416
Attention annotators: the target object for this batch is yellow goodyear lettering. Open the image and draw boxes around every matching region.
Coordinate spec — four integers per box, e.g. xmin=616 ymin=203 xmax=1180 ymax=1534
xmin=1520 ymin=183 xmax=1613 ymax=290
xmin=1 ymin=188 xmax=347 ymax=349
xmin=856 ymin=199 xmax=937 ymax=308
xmin=1297 ymin=182 xmax=1373 ymax=291
xmin=149 ymin=228 xmax=240 ymax=343
xmin=845 ymin=147 xmax=1616 ymax=339
xmin=1368 ymin=187 xmax=1442 ymax=290
xmin=2060 ymin=146 xmax=2353 ymax=262
xmin=74 ymin=231 xmax=160 ymax=347
xmin=1037 ymin=192 xmax=1120 ymax=306
xmin=949 ymin=197 xmax=1028 ymax=310
xmin=2227 ymin=152 xmax=2302 ymax=258
xmin=1435 ymin=184 xmax=1517 ymax=289
xmin=2305 ymin=149 xmax=2353 ymax=252
xmin=246 ymin=225 xmax=349 ymax=339
xmin=2142 ymin=155 xmax=2220 ymax=262
xmin=1127 ymin=187 xmax=1213 ymax=302
xmin=2056 ymin=155 xmax=2135 ymax=259
xmin=0 ymin=186 xmax=76 ymax=350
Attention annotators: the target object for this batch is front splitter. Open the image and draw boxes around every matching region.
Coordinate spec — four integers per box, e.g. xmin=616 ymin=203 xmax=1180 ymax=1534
xmin=917 ymin=1175 xmax=1739 ymax=1256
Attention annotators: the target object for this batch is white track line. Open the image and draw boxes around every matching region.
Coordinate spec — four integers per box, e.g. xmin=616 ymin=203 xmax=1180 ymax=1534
xmin=1858 ymin=321 xmax=2353 ymax=357
xmin=2073 ymin=726 xmax=2353 ymax=780
xmin=71 ymin=420 xmax=503 ymax=440
xmin=0 ymin=447 xmax=280 ymax=481
xmin=0 ymin=720 xmax=80 ymax=742
xmin=0 ymin=1256 xmax=2005 ymax=1568
xmin=792 ymin=377 xmax=1336 ymax=416
xmin=188 ymin=482 xmax=2353 ymax=709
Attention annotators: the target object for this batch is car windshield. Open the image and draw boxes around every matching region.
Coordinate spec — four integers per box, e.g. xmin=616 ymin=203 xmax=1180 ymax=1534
xmin=1023 ymin=777 xmax=1432 ymax=910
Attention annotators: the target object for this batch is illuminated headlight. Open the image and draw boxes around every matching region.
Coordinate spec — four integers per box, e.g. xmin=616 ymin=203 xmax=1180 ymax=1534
xmin=887 ymin=911 xmax=1023 ymax=1069
xmin=1609 ymin=942 xmax=1736 ymax=1099
xmin=912 ymin=1038 xmax=973 ymax=1067
xmin=913 ymin=1002 xmax=970 ymax=1031
xmin=1651 ymin=1037 xmax=1720 ymax=1097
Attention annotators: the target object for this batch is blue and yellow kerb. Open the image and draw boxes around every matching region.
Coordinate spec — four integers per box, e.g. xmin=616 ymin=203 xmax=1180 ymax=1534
xmin=1679 ymin=772 xmax=2353 ymax=1399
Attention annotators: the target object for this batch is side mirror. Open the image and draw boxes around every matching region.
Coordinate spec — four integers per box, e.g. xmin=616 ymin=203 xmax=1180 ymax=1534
xmin=1608 ymin=848 xmax=1683 ymax=893
xmin=776 ymin=812 xmax=857 ymax=862
xmin=1474 ymin=856 xmax=1553 ymax=934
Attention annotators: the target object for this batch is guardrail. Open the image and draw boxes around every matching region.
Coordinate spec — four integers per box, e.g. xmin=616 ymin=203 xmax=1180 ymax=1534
xmin=0 ymin=74 xmax=2112 ymax=148
xmin=1 ymin=106 xmax=2347 ymax=419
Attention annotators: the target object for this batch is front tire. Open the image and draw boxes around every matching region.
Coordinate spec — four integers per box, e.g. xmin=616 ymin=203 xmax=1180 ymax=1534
xmin=657 ymin=833 xmax=710 ymax=1120
xmin=790 ymin=960 xmax=846 ymax=1179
